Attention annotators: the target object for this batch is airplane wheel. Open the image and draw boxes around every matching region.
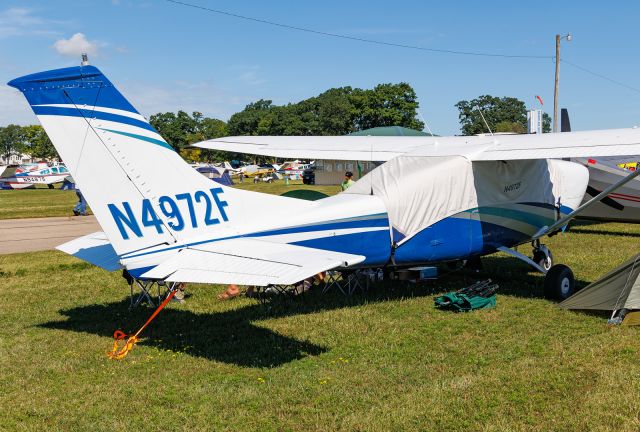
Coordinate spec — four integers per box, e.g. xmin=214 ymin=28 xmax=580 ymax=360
xmin=543 ymin=264 xmax=575 ymax=301
xmin=533 ymin=249 xmax=553 ymax=271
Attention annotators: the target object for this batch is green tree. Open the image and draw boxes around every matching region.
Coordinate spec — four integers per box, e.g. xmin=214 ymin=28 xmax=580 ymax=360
xmin=149 ymin=110 xmax=198 ymax=151
xmin=188 ymin=115 xmax=230 ymax=162
xmin=456 ymin=95 xmax=551 ymax=135
xmin=351 ymin=83 xmax=424 ymax=131
xmin=149 ymin=111 xmax=230 ymax=162
xmin=495 ymin=121 xmax=527 ymax=134
xmin=23 ymin=125 xmax=58 ymax=160
xmin=228 ymin=83 xmax=424 ymax=137
xmin=227 ymin=100 xmax=274 ymax=136
xmin=0 ymin=124 xmax=26 ymax=163
xmin=314 ymin=87 xmax=354 ymax=135
xmin=541 ymin=113 xmax=552 ymax=133
xmin=198 ymin=117 xmax=228 ymax=140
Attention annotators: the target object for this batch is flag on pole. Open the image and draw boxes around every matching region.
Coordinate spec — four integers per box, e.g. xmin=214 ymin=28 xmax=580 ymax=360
xmin=535 ymin=95 xmax=544 ymax=106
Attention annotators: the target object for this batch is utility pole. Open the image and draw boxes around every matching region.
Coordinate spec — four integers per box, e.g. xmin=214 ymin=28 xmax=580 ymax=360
xmin=553 ymin=33 xmax=571 ymax=133
xmin=553 ymin=34 xmax=560 ymax=133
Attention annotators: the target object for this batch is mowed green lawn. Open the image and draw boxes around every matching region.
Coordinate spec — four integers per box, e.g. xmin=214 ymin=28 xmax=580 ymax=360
xmin=0 ymin=180 xmax=336 ymax=219
xmin=1 ymin=220 xmax=640 ymax=431
xmin=0 ymin=187 xmax=81 ymax=219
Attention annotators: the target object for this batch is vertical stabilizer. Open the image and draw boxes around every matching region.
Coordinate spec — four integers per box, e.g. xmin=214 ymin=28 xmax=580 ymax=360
xmin=561 ymin=108 xmax=571 ymax=132
xmin=8 ymin=66 xmax=309 ymax=256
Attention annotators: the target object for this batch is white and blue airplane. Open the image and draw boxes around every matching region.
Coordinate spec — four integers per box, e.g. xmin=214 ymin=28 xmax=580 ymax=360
xmin=9 ymin=64 xmax=640 ymax=301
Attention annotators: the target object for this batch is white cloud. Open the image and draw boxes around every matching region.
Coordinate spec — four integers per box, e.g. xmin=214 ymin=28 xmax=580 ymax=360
xmin=53 ymin=33 xmax=100 ymax=58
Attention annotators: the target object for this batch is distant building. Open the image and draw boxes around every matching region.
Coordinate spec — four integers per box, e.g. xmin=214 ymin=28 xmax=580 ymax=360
xmin=0 ymin=153 xmax=33 ymax=165
xmin=527 ymin=109 xmax=543 ymax=134
xmin=314 ymin=126 xmax=434 ymax=185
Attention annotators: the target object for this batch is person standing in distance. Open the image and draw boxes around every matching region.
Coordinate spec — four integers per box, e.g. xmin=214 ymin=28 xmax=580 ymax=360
xmin=341 ymin=171 xmax=355 ymax=191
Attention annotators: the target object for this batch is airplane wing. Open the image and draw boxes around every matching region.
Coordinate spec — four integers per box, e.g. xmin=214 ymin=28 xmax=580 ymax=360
xmin=139 ymin=238 xmax=365 ymax=286
xmin=193 ymin=135 xmax=437 ymax=161
xmin=194 ymin=128 xmax=640 ymax=162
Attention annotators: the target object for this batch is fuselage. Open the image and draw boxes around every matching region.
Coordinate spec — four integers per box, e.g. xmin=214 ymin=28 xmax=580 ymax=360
xmin=578 ymin=159 xmax=640 ymax=223
xmin=122 ymin=158 xmax=588 ymax=276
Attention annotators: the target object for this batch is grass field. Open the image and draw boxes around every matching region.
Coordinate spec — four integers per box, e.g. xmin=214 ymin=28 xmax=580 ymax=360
xmin=1 ymin=219 xmax=640 ymax=430
xmin=0 ymin=180 xmax=337 ymax=220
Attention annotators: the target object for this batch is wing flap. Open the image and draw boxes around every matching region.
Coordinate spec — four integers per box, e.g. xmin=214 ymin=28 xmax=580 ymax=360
xmin=140 ymin=238 xmax=365 ymax=286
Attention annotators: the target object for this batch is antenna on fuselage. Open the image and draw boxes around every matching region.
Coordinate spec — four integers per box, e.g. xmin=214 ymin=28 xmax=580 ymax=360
xmin=81 ymin=53 xmax=89 ymax=66
xmin=417 ymin=109 xmax=435 ymax=137
xmin=475 ymin=105 xmax=493 ymax=137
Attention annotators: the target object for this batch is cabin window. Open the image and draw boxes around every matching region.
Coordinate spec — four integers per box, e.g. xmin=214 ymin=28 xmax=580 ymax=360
xmin=325 ymin=163 xmax=333 ymax=172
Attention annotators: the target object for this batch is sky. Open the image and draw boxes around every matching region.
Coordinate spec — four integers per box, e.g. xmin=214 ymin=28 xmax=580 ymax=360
xmin=1 ymin=0 xmax=639 ymax=135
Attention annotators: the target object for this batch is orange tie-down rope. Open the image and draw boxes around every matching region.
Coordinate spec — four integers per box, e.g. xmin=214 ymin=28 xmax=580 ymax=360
xmin=107 ymin=289 xmax=176 ymax=360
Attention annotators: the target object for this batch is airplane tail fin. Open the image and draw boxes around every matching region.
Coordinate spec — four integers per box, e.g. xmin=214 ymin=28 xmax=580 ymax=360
xmin=561 ymin=108 xmax=571 ymax=132
xmin=9 ymin=66 xmax=307 ymax=256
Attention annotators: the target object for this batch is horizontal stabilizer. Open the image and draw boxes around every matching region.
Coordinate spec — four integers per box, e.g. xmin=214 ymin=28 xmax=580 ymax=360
xmin=140 ymin=238 xmax=365 ymax=286
xmin=57 ymin=232 xmax=122 ymax=272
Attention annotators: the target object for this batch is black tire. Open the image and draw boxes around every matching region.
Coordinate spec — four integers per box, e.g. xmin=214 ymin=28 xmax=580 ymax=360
xmin=533 ymin=249 xmax=553 ymax=271
xmin=543 ymin=264 xmax=575 ymax=301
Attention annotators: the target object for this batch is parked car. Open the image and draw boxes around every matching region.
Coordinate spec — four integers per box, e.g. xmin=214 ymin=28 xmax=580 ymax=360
xmin=302 ymin=167 xmax=315 ymax=185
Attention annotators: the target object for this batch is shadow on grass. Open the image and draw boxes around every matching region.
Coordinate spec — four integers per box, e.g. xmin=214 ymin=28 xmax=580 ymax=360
xmin=567 ymin=228 xmax=640 ymax=238
xmin=38 ymin=283 xmax=445 ymax=367
xmin=38 ymin=298 xmax=330 ymax=368
xmin=38 ymin=255 xmax=590 ymax=367
xmin=448 ymin=254 xmax=593 ymax=297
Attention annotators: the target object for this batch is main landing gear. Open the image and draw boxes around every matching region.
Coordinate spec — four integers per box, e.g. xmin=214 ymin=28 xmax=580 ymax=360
xmin=543 ymin=264 xmax=575 ymax=301
xmin=532 ymin=240 xmax=553 ymax=271
xmin=499 ymin=242 xmax=576 ymax=301
xmin=531 ymin=240 xmax=575 ymax=300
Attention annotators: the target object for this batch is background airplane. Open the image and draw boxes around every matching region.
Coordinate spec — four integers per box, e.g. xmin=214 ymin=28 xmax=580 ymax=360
xmin=0 ymin=162 xmax=71 ymax=189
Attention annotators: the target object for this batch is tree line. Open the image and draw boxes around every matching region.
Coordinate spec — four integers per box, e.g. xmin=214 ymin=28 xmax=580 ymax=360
xmin=0 ymin=124 xmax=57 ymax=164
xmin=1 ymin=85 xmax=551 ymax=164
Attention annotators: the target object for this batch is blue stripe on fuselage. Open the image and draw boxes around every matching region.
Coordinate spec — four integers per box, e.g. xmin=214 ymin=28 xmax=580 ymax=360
xmin=292 ymin=229 xmax=391 ymax=266
xmin=98 ymin=128 xmax=174 ymax=151
xmin=245 ymin=215 xmax=389 ymax=238
xmin=33 ymin=105 xmax=156 ymax=134
xmin=120 ymin=214 xmax=391 ymax=261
